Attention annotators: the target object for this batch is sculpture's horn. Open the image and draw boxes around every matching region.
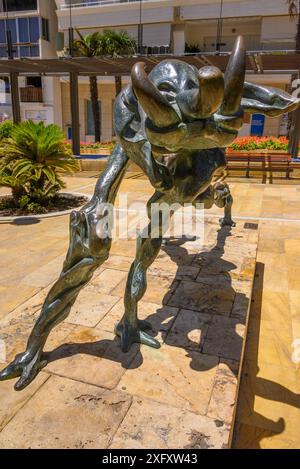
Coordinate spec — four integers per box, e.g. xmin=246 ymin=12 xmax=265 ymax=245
xmin=175 ymin=66 xmax=224 ymax=119
xmin=196 ymin=66 xmax=224 ymax=118
xmin=131 ymin=62 xmax=180 ymax=128
xmin=221 ymin=35 xmax=246 ymax=115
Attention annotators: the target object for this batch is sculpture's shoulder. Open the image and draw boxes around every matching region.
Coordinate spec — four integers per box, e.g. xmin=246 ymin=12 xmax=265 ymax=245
xmin=114 ymin=85 xmax=145 ymax=144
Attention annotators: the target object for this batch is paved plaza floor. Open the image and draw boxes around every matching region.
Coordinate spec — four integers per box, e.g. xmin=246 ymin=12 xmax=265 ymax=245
xmin=0 ymin=174 xmax=300 ymax=449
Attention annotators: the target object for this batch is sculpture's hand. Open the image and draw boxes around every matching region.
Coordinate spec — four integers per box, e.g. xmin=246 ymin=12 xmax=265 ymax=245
xmin=0 ymin=351 xmax=47 ymax=391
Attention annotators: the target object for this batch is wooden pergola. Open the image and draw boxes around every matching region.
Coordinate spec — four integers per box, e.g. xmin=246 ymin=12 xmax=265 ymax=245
xmin=0 ymin=51 xmax=299 ymax=156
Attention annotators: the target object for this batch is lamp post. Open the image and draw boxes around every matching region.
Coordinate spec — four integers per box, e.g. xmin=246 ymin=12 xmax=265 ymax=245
xmin=68 ymin=1 xmax=74 ymax=57
xmin=4 ymin=0 xmax=13 ymax=59
xmin=216 ymin=0 xmax=224 ymax=53
xmin=138 ymin=0 xmax=143 ymax=54
xmin=4 ymin=0 xmax=20 ymax=124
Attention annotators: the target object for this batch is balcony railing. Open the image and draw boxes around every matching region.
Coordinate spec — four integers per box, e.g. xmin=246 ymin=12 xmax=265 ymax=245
xmin=60 ymin=0 xmax=152 ymax=9
xmin=138 ymin=45 xmax=171 ymax=55
xmin=20 ymin=87 xmax=43 ymax=103
xmin=0 ymin=43 xmax=40 ymax=59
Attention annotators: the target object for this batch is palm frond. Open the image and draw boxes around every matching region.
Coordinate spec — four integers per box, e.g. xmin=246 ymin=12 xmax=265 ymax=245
xmin=0 ymin=121 xmax=79 ymax=203
xmin=287 ymin=0 xmax=299 ymax=18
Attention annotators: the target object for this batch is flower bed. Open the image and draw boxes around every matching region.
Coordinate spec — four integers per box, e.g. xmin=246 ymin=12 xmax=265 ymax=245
xmin=66 ymin=141 xmax=115 ymax=155
xmin=227 ymin=136 xmax=289 ymax=153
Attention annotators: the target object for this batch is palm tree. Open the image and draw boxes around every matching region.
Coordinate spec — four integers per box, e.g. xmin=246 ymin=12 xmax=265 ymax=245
xmin=0 ymin=121 xmax=78 ymax=204
xmin=71 ymin=30 xmax=136 ymax=142
xmin=286 ymin=1 xmax=300 ymax=50
xmin=99 ymin=30 xmax=137 ymax=97
xmin=72 ymin=31 xmax=103 ymax=142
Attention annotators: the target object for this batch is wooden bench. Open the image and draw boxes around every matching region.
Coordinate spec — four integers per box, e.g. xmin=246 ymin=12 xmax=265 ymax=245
xmin=266 ymin=154 xmax=292 ymax=182
xmin=226 ymin=152 xmax=295 ymax=182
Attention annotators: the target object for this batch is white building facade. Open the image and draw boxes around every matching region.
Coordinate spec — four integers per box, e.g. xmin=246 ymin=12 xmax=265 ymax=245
xmin=54 ymin=0 xmax=298 ymax=142
xmin=1 ymin=1 xmax=298 ymax=141
xmin=55 ymin=0 xmax=297 ymax=54
xmin=0 ymin=0 xmax=62 ymax=127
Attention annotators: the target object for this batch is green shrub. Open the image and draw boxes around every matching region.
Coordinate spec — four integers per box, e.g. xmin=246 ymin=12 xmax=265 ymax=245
xmin=0 ymin=120 xmax=14 ymax=141
xmin=0 ymin=120 xmax=79 ymax=207
xmin=18 ymin=195 xmax=30 ymax=209
xmin=27 ymin=202 xmax=46 ymax=214
xmin=0 ymin=198 xmax=11 ymax=210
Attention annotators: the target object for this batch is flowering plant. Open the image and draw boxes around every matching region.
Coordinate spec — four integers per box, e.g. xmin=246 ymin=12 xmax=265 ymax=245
xmin=82 ymin=142 xmax=115 ymax=151
xmin=65 ymin=141 xmax=116 ymax=153
xmin=228 ymin=136 xmax=289 ymax=152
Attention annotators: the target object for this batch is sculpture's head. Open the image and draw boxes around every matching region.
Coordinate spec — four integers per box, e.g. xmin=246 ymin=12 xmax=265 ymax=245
xmin=131 ymin=38 xmax=241 ymax=127
xmin=116 ymin=36 xmax=300 ymax=153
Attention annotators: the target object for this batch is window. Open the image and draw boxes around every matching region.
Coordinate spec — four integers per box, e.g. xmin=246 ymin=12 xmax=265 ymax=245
xmin=0 ymin=76 xmax=10 ymax=93
xmin=0 ymin=0 xmax=37 ymax=11
xmin=27 ymin=76 xmax=42 ymax=88
xmin=86 ymin=100 xmax=101 ymax=137
xmin=18 ymin=17 xmax=29 ymax=43
xmin=19 ymin=46 xmax=30 ymax=57
xmin=0 ymin=16 xmax=40 ymax=58
xmin=0 ymin=20 xmax=5 ymax=43
xmin=7 ymin=18 xmax=17 ymax=43
xmin=29 ymin=45 xmax=39 ymax=57
xmin=41 ymin=18 xmax=49 ymax=42
xmin=29 ymin=17 xmax=39 ymax=42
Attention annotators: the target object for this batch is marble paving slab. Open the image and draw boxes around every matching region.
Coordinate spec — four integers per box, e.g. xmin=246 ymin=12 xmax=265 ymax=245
xmin=0 ymin=219 xmax=258 ymax=449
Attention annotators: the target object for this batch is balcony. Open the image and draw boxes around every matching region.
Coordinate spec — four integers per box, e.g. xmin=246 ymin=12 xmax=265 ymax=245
xmin=60 ymin=0 xmax=152 ymax=9
xmin=0 ymin=0 xmax=37 ymax=12
xmin=20 ymin=86 xmax=43 ymax=103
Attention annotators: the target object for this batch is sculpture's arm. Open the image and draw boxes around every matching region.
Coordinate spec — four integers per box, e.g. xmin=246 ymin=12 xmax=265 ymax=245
xmin=114 ymin=85 xmax=174 ymax=192
xmin=241 ymin=82 xmax=300 ymax=117
xmin=123 ymin=139 xmax=174 ymax=192
xmin=207 ymin=82 xmax=300 ymax=147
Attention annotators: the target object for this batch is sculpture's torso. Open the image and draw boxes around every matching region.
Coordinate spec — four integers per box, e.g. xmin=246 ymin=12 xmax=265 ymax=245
xmin=152 ymin=148 xmax=227 ymax=203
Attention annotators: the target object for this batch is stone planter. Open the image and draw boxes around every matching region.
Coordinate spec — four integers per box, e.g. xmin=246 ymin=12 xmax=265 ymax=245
xmin=78 ymin=158 xmax=109 ymax=172
xmin=80 ymin=147 xmax=113 ymax=155
xmin=0 ymin=192 xmax=91 ymax=223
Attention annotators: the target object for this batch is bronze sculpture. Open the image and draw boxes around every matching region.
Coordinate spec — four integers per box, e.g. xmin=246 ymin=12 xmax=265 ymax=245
xmin=0 ymin=36 xmax=299 ymax=391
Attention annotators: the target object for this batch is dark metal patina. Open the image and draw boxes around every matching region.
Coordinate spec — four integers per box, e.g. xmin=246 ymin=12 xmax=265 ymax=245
xmin=1 ymin=36 xmax=299 ymax=391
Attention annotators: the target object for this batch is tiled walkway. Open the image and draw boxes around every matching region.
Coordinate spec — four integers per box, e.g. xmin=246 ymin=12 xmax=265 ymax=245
xmin=0 ymin=176 xmax=300 ymax=448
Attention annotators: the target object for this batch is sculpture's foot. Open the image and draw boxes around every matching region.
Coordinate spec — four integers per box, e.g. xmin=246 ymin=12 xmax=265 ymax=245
xmin=0 ymin=351 xmax=47 ymax=391
xmin=219 ymin=217 xmax=236 ymax=227
xmin=115 ymin=319 xmax=160 ymax=353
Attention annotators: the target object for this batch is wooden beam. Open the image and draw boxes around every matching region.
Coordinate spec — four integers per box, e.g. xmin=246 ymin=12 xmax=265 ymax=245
xmin=0 ymin=54 xmax=300 ymax=76
xmin=69 ymin=72 xmax=80 ymax=156
xmin=10 ymin=73 xmax=21 ymax=124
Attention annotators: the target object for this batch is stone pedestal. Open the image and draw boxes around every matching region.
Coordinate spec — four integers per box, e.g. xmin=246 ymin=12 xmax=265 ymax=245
xmin=0 ymin=219 xmax=258 ymax=449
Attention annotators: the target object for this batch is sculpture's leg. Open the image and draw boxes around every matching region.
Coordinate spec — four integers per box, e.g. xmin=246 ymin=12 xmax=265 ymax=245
xmin=214 ymin=182 xmax=236 ymax=227
xmin=193 ymin=186 xmax=215 ymax=210
xmin=220 ymin=191 xmax=236 ymax=227
xmin=193 ymin=182 xmax=235 ymax=227
xmin=0 ymin=144 xmax=129 ymax=390
xmin=115 ymin=192 xmax=170 ymax=352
